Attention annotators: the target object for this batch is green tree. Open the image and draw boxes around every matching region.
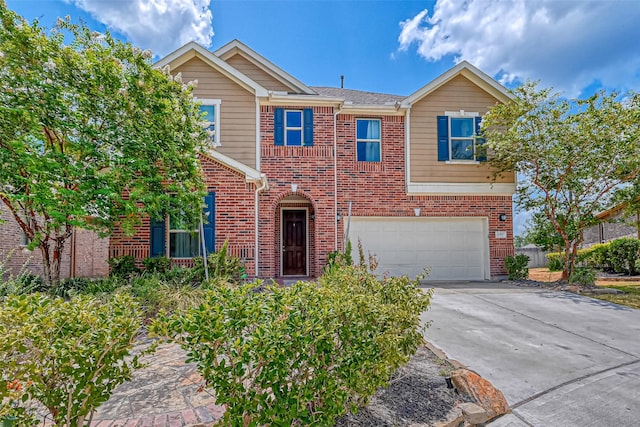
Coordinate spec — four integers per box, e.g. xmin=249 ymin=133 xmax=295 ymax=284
xmin=482 ymin=82 xmax=640 ymax=281
xmin=523 ymin=211 xmax=564 ymax=252
xmin=0 ymin=3 xmax=207 ymax=285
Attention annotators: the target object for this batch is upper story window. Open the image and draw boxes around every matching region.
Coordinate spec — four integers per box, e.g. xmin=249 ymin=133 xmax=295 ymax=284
xmin=274 ymin=108 xmax=314 ymax=146
xmin=356 ymin=118 xmax=381 ymax=162
xmin=437 ymin=112 xmax=485 ymax=162
xmin=199 ymin=100 xmax=221 ymax=147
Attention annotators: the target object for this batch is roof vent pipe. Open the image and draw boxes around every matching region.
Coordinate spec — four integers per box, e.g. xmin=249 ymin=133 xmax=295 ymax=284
xmin=340 ymin=75 xmax=344 ymax=89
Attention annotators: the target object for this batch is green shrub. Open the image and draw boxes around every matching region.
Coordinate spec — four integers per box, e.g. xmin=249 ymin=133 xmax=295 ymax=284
xmin=191 ymin=240 xmax=246 ymax=284
xmin=151 ymin=266 xmax=431 ymax=426
xmin=505 ymin=254 xmax=530 ymax=280
xmin=49 ymin=277 xmax=121 ymax=299
xmin=546 ymin=252 xmax=564 ymax=271
xmin=143 ymin=256 xmax=172 ymax=275
xmin=569 ymin=267 xmax=596 ymax=287
xmin=325 ymin=240 xmax=354 ymax=273
xmin=581 ymin=243 xmax=612 ymax=270
xmin=0 ymin=293 xmax=145 ymax=426
xmin=608 ymin=237 xmax=640 ymax=275
xmin=108 ymin=255 xmax=139 ymax=278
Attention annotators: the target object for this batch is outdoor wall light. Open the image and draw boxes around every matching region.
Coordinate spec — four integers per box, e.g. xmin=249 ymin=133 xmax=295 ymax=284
xmin=290 ymin=183 xmax=298 ymax=192
xmin=310 ymin=213 xmax=315 ymax=221
xmin=414 ymin=208 xmax=421 ymax=217
xmin=499 ymin=213 xmax=508 ymax=221
xmin=337 ymin=212 xmax=342 ymax=221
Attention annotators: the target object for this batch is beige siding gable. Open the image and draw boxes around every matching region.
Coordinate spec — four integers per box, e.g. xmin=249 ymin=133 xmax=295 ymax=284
xmin=226 ymin=53 xmax=296 ymax=93
xmin=174 ymin=57 xmax=257 ymax=169
xmin=409 ymin=75 xmax=515 ymax=185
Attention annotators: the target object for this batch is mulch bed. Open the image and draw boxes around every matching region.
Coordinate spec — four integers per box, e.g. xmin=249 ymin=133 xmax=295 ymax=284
xmin=335 ymin=346 xmax=469 ymax=426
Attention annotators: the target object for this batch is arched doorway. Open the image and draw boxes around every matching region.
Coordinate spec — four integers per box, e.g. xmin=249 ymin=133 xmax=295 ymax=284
xmin=276 ymin=194 xmax=315 ymax=277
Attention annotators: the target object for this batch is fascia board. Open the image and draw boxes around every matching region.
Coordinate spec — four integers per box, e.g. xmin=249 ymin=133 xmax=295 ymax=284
xmin=201 ymin=148 xmax=263 ymax=183
xmin=154 ymin=41 xmax=269 ymax=97
xmin=215 ymin=40 xmax=316 ymax=95
xmin=401 ymin=61 xmax=513 ymax=108
xmin=264 ymin=93 xmax=344 ymax=107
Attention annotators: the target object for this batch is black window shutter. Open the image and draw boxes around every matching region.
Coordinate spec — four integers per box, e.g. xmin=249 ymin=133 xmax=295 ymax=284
xmin=303 ymin=108 xmax=314 ymax=146
xmin=150 ymin=216 xmax=165 ymax=257
xmin=475 ymin=116 xmax=486 ymax=162
xmin=274 ymin=108 xmax=284 ymax=146
xmin=203 ymin=192 xmax=216 ymax=254
xmin=437 ymin=115 xmax=449 ymax=161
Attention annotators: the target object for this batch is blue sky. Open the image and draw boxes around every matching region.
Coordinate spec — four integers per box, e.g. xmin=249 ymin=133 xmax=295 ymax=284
xmin=6 ymin=0 xmax=640 ymax=234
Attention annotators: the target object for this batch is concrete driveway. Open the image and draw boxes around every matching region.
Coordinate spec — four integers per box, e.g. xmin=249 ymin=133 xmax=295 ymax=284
xmin=421 ymin=282 xmax=640 ymax=426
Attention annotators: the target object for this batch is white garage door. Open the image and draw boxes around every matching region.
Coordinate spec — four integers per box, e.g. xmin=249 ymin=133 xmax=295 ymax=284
xmin=348 ymin=217 xmax=488 ymax=280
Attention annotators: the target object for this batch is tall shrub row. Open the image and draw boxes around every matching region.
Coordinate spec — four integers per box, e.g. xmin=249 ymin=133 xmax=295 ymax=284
xmin=546 ymin=237 xmax=640 ymax=275
xmin=151 ymin=265 xmax=432 ymax=426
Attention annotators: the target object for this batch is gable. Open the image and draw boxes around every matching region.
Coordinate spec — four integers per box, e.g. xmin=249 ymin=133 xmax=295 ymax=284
xmin=226 ymin=53 xmax=298 ymax=93
xmin=174 ymin=57 xmax=258 ymax=169
xmin=409 ymin=74 xmax=514 ymax=185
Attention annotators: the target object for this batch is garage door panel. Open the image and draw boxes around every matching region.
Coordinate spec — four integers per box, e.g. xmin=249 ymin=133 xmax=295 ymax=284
xmin=349 ymin=217 xmax=487 ymax=280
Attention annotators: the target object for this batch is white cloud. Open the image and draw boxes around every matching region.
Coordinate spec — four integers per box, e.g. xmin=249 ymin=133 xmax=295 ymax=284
xmin=398 ymin=0 xmax=640 ymax=96
xmin=67 ymin=0 xmax=213 ymax=57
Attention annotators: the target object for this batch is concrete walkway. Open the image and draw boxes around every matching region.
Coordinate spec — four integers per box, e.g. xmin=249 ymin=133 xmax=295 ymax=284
xmin=421 ymin=282 xmax=640 ymax=426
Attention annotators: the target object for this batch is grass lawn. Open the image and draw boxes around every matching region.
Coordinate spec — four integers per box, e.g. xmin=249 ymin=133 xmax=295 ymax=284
xmin=590 ymin=283 xmax=640 ymax=309
xmin=528 ymin=268 xmax=640 ymax=309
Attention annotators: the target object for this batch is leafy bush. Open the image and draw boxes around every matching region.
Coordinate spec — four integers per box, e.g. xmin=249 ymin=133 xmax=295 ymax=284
xmin=108 ymin=255 xmax=139 ymax=278
xmin=580 ymin=243 xmax=613 ymax=271
xmin=569 ymin=267 xmax=596 ymax=287
xmin=608 ymin=237 xmax=640 ymax=275
xmin=143 ymin=256 xmax=172 ymax=274
xmin=505 ymin=254 xmax=530 ymax=280
xmin=191 ymin=240 xmax=246 ymax=284
xmin=546 ymin=252 xmax=564 ymax=271
xmin=49 ymin=277 xmax=121 ymax=299
xmin=0 ymin=293 xmax=145 ymax=426
xmin=325 ymin=240 xmax=354 ymax=273
xmin=151 ymin=266 xmax=431 ymax=426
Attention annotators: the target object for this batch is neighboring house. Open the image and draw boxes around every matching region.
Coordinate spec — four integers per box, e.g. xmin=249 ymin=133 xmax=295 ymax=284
xmin=0 ymin=204 xmax=109 ymax=279
xmin=582 ymin=203 xmax=640 ymax=248
xmin=109 ymin=40 xmax=516 ymax=280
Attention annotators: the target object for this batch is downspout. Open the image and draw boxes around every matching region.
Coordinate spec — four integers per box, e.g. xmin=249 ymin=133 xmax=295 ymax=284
xmin=70 ymin=227 xmax=76 ymax=278
xmin=405 ymin=106 xmax=411 ymax=193
xmin=333 ymin=103 xmax=343 ymax=250
xmin=254 ymin=97 xmax=262 ymax=278
xmin=253 ymin=174 xmax=268 ymax=278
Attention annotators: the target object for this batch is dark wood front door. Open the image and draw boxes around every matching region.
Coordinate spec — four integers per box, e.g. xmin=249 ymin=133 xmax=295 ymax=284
xmin=282 ymin=210 xmax=306 ymax=275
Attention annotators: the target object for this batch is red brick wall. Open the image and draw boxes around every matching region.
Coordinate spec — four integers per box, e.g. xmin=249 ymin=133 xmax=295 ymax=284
xmin=258 ymin=106 xmax=336 ymax=278
xmin=255 ymin=107 xmax=513 ymax=278
xmin=334 ymin=113 xmax=512 ymax=276
xmin=1 ymin=204 xmax=108 ymax=279
xmin=109 ymin=154 xmax=257 ymax=274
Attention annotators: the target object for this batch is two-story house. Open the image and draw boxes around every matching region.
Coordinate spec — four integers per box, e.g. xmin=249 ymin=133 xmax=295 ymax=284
xmin=108 ymin=40 xmax=516 ymax=280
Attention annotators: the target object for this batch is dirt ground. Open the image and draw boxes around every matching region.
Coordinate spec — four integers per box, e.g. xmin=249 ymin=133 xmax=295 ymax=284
xmin=336 ymin=345 xmax=468 ymax=426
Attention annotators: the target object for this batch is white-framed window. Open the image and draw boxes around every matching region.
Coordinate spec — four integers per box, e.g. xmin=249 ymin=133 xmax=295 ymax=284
xmin=438 ymin=111 xmax=484 ymax=163
xmin=199 ymin=99 xmax=221 ymax=147
xmin=274 ymin=108 xmax=313 ymax=146
xmin=356 ymin=118 xmax=381 ymax=162
xmin=285 ymin=110 xmax=303 ymax=146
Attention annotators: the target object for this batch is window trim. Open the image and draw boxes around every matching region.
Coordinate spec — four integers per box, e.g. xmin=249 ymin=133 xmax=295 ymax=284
xmin=356 ymin=118 xmax=382 ymax=162
xmin=198 ymin=99 xmax=221 ymax=147
xmin=284 ymin=109 xmax=303 ymax=146
xmin=444 ymin=110 xmax=480 ymax=164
